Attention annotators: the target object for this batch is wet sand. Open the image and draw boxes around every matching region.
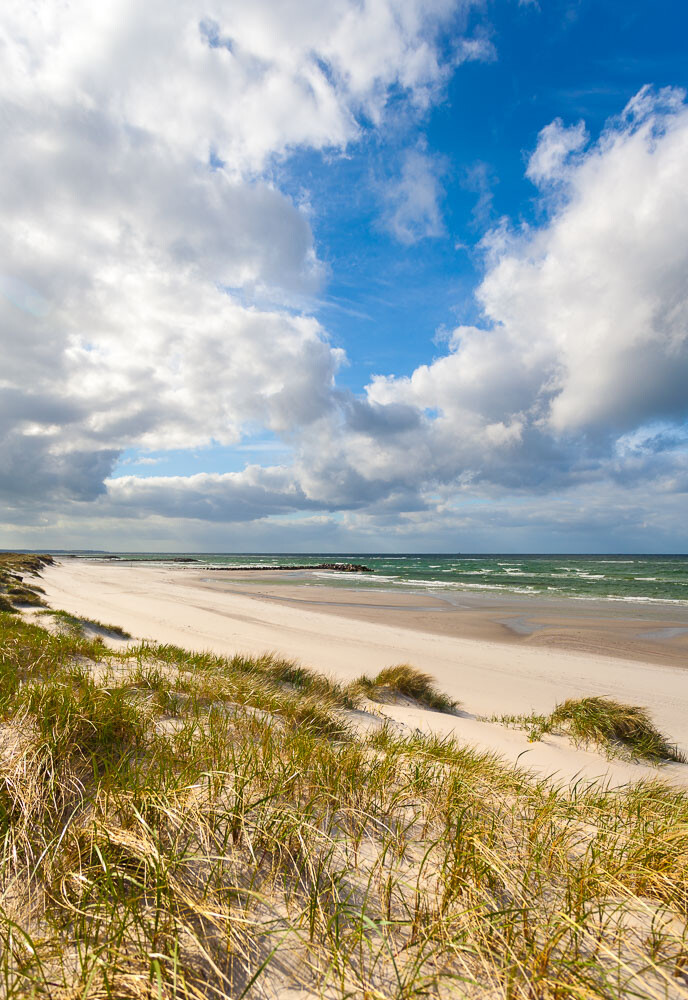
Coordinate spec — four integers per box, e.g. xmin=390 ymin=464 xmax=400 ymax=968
xmin=195 ymin=569 xmax=688 ymax=668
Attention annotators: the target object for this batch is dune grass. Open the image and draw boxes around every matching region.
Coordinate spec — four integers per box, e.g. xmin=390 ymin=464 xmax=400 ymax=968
xmin=0 ymin=552 xmax=52 ymax=609
xmin=352 ymin=662 xmax=458 ymax=712
xmin=44 ymin=608 xmax=133 ymax=639
xmin=0 ymin=578 xmax=688 ymax=996
xmin=496 ymin=695 xmax=686 ymax=763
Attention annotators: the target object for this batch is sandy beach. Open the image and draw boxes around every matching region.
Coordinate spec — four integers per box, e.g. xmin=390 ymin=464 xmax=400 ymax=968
xmin=38 ymin=558 xmax=688 ymax=787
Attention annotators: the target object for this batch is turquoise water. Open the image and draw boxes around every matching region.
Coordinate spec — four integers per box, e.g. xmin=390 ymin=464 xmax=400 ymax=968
xmin=84 ymin=553 xmax=688 ymax=605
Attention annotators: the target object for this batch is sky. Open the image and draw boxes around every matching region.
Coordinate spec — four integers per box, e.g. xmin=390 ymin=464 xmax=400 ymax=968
xmin=1 ymin=0 xmax=688 ymax=553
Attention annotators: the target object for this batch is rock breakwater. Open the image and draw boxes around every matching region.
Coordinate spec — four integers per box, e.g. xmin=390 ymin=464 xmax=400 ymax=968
xmin=207 ymin=562 xmax=373 ymax=573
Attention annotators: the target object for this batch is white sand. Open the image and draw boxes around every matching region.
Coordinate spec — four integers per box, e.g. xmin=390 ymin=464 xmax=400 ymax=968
xmin=38 ymin=559 xmax=688 ymax=787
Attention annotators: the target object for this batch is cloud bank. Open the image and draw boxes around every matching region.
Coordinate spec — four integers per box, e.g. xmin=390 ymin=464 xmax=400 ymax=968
xmin=0 ymin=0 xmax=476 ymax=512
xmin=1 ymin=0 xmax=687 ymax=549
xmin=348 ymin=86 xmax=688 ymax=497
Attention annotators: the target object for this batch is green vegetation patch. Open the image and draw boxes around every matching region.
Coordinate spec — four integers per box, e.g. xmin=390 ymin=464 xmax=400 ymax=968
xmin=22 ymin=674 xmax=147 ymax=766
xmin=0 ymin=551 xmax=52 ymax=610
xmin=497 ymin=695 xmax=685 ymax=763
xmin=45 ymin=608 xmax=132 ymax=639
xmin=551 ymin=695 xmax=686 ymax=762
xmin=353 ymin=662 xmax=459 ymax=713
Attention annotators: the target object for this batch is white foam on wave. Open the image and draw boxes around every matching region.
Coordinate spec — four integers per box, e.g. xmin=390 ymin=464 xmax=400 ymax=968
xmin=606 ymin=595 xmax=688 ymax=605
xmin=449 ymin=582 xmax=541 ymax=593
xmin=311 ymin=571 xmax=399 ymax=582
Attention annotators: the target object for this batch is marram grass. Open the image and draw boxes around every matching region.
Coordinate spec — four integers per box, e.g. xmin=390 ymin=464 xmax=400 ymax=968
xmin=0 ymin=552 xmax=52 ymax=609
xmin=0 ymin=556 xmax=687 ymax=997
xmin=496 ymin=695 xmax=686 ymax=763
xmin=42 ymin=607 xmax=133 ymax=639
xmin=352 ymin=662 xmax=458 ymax=712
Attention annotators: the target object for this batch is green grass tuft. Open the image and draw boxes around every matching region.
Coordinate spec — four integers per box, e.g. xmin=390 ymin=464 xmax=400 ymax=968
xmin=353 ymin=662 xmax=458 ymax=713
xmin=43 ymin=609 xmax=132 ymax=639
xmin=497 ymin=695 xmax=685 ymax=763
xmin=22 ymin=676 xmax=147 ymax=766
xmin=0 ymin=552 xmax=52 ymax=610
xmin=550 ymin=695 xmax=686 ymax=763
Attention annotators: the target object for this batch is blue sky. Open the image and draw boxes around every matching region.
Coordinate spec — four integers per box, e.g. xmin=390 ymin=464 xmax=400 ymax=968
xmin=308 ymin=0 xmax=688 ymax=391
xmin=1 ymin=0 xmax=688 ymax=551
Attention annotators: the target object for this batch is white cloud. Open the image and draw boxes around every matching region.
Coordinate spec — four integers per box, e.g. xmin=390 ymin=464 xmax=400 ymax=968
xmin=105 ymin=466 xmax=318 ymax=522
xmin=491 ymin=85 xmax=688 ymax=436
xmin=383 ymin=147 xmax=446 ymax=243
xmin=526 ymin=118 xmax=588 ymax=187
xmin=2 ymin=0 xmax=687 ymax=550
xmin=197 ymin=83 xmax=688 ymax=535
xmin=0 ymin=0 xmax=476 ymax=511
xmin=5 ymin=474 xmax=688 ymax=553
xmin=318 ymin=85 xmax=688 ymax=500
xmin=1 ymin=0 xmax=475 ymax=174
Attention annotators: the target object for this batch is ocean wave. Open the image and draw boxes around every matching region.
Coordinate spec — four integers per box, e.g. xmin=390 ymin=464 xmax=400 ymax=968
xmin=381 ymin=578 xmax=688 ymax=605
xmin=311 ymin=571 xmax=399 ymax=582
xmin=443 ymin=582 xmax=541 ymax=593
xmin=187 ymin=554 xmax=688 ymax=604
xmin=602 ymin=595 xmax=688 ymax=606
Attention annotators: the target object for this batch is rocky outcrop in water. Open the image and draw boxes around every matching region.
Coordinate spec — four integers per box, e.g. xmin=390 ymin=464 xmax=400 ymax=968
xmin=317 ymin=563 xmax=372 ymax=573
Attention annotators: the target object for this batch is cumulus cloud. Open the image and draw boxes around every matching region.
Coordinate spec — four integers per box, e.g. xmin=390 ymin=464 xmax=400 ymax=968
xmin=525 ymin=118 xmax=588 ymax=187
xmin=2 ymin=0 xmax=687 ymax=549
xmin=0 ymin=0 xmax=475 ymax=511
xmin=300 ymin=85 xmax=688 ymax=508
xmin=105 ymin=467 xmax=319 ymax=522
xmin=1 ymin=0 xmax=475 ymax=173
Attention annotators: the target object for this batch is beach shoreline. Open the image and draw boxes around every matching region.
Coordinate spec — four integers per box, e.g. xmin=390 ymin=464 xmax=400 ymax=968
xmin=7 ymin=554 xmax=688 ymax=995
xmin=192 ymin=568 xmax=688 ymax=668
xmin=35 ymin=557 xmax=688 ymax=787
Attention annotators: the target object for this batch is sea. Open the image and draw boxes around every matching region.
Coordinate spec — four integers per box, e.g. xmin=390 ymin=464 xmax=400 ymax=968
xmin=75 ymin=553 xmax=688 ymax=606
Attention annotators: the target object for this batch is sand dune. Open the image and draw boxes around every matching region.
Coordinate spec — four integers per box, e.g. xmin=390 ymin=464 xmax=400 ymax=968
xmin=39 ymin=558 xmax=688 ymax=787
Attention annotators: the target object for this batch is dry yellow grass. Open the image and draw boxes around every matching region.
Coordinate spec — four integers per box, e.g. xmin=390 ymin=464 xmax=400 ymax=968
xmin=0 ymin=555 xmax=687 ymax=998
